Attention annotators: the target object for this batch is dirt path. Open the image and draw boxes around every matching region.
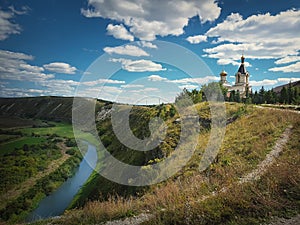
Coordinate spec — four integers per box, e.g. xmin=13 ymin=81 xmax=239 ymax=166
xmin=102 ymin=124 xmax=294 ymax=225
xmin=256 ymin=105 xmax=300 ymax=114
xmin=238 ymin=125 xmax=292 ymax=184
xmin=267 ymin=214 xmax=300 ymax=225
xmin=0 ymin=142 xmax=71 ymax=210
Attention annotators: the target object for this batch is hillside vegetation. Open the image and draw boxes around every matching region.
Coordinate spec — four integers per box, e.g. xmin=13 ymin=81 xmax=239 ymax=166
xmin=0 ymin=97 xmax=299 ymax=225
xmin=28 ymin=102 xmax=300 ymax=225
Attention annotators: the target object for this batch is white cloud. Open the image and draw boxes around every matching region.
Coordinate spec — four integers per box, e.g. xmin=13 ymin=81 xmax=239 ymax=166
xmin=269 ymin=61 xmax=300 ymax=73
xmin=277 ymin=77 xmax=300 ymax=83
xmin=138 ymin=41 xmax=157 ymax=49
xmin=128 ymin=87 xmax=159 ymax=93
xmin=82 ymin=0 xmax=221 ymax=41
xmin=44 ymin=62 xmax=77 ymax=74
xmin=20 ymin=64 xmax=44 ymax=73
xmin=148 ymin=75 xmax=168 ymax=81
xmin=110 ymin=58 xmax=166 ymax=72
xmin=120 ymin=84 xmax=144 ymax=88
xmin=217 ymin=58 xmax=251 ymax=67
xmin=186 ymin=35 xmax=207 ymax=44
xmin=148 ymin=74 xmax=218 ymax=85
xmin=203 ymin=9 xmax=300 ymax=67
xmin=104 ymin=45 xmax=149 ymax=57
xmin=0 ymin=7 xmax=29 ymax=41
xmin=170 ymin=76 xmax=219 ymax=85
xmin=178 ymin=84 xmax=199 ymax=90
xmin=250 ymin=77 xmax=300 ymax=87
xmin=250 ymin=79 xmax=278 ymax=87
xmin=83 ymin=79 xmax=125 ymax=86
xmin=106 ymin=24 xmax=134 ymax=41
xmin=0 ymin=50 xmax=53 ymax=82
xmin=274 ymin=55 xmax=300 ymax=65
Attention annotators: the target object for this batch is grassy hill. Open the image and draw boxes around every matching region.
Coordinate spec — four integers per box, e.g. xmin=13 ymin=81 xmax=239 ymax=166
xmin=33 ymin=104 xmax=300 ymax=225
xmin=0 ymin=96 xmax=111 ymax=123
xmin=0 ymin=97 xmax=299 ymax=224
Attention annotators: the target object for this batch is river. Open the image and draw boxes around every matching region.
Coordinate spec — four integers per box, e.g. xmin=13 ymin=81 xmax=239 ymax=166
xmin=26 ymin=143 xmax=97 ymax=222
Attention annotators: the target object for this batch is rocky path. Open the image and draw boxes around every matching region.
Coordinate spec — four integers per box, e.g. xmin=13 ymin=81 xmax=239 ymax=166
xmin=102 ymin=123 xmax=294 ymax=225
xmin=238 ymin=125 xmax=292 ymax=184
xmin=267 ymin=214 xmax=300 ymax=225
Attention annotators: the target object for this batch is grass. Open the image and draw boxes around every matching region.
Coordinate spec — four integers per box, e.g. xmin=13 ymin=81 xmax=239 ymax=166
xmin=0 ymin=136 xmax=46 ymax=156
xmin=0 ymin=134 xmax=20 ymax=143
xmin=33 ymin=104 xmax=300 ymax=225
xmin=19 ymin=122 xmax=74 ymax=138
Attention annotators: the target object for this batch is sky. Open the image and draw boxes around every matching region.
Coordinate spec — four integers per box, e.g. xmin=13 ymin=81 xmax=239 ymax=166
xmin=0 ymin=0 xmax=299 ymax=104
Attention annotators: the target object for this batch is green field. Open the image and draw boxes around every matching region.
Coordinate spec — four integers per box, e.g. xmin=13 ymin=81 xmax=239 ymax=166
xmin=0 ymin=136 xmax=46 ymax=156
xmin=19 ymin=123 xmax=75 ymax=138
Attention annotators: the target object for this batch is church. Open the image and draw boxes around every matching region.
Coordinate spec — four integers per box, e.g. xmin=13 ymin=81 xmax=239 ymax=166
xmin=219 ymin=55 xmax=251 ymax=97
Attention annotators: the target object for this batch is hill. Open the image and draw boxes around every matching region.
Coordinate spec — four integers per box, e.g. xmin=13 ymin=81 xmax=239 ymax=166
xmin=0 ymin=97 xmax=299 ymax=224
xmin=0 ymin=96 xmax=111 ymax=123
xmin=272 ymin=80 xmax=300 ymax=93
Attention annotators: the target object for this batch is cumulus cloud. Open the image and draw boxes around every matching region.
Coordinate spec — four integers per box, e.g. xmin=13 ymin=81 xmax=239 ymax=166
xmin=217 ymin=58 xmax=251 ymax=67
xmin=104 ymin=45 xmax=149 ymax=57
xmin=128 ymin=87 xmax=159 ymax=93
xmin=120 ymin=84 xmax=144 ymax=88
xmin=277 ymin=77 xmax=300 ymax=83
xmin=148 ymin=74 xmax=218 ymax=85
xmin=106 ymin=24 xmax=134 ymax=41
xmin=186 ymin=35 xmax=207 ymax=44
xmin=178 ymin=84 xmax=199 ymax=90
xmin=250 ymin=77 xmax=300 ymax=87
xmin=250 ymin=79 xmax=279 ymax=87
xmin=274 ymin=55 xmax=300 ymax=65
xmin=203 ymin=9 xmax=300 ymax=69
xmin=83 ymin=79 xmax=125 ymax=86
xmin=148 ymin=75 xmax=168 ymax=81
xmin=82 ymin=0 xmax=221 ymax=41
xmin=0 ymin=50 xmax=53 ymax=82
xmin=138 ymin=41 xmax=157 ymax=49
xmin=0 ymin=6 xmax=29 ymax=41
xmin=43 ymin=62 xmax=77 ymax=74
xmin=110 ymin=58 xmax=166 ymax=72
xmin=269 ymin=61 xmax=300 ymax=73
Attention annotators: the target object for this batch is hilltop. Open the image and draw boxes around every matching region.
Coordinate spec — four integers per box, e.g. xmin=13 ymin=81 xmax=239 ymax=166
xmin=0 ymin=97 xmax=299 ymax=225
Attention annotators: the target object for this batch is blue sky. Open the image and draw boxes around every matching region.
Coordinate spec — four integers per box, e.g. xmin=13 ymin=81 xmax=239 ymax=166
xmin=0 ymin=0 xmax=299 ymax=104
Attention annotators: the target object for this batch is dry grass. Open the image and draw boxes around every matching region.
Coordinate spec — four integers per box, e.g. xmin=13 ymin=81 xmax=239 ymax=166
xmin=28 ymin=104 xmax=300 ymax=225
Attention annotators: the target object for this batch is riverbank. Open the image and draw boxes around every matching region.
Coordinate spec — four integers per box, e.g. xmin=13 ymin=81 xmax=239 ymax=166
xmin=26 ymin=143 xmax=98 ymax=222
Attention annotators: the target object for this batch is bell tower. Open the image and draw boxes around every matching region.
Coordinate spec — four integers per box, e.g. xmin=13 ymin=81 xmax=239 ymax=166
xmin=220 ymin=70 xmax=227 ymax=84
xmin=235 ymin=54 xmax=249 ymax=86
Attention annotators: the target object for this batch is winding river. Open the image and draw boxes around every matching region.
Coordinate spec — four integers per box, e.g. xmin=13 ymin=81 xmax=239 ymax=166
xmin=26 ymin=143 xmax=97 ymax=222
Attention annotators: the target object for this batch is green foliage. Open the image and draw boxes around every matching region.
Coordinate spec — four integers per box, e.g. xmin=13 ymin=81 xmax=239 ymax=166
xmin=175 ymin=82 xmax=227 ymax=105
xmin=0 ymin=136 xmax=46 ymax=156
xmin=0 ymin=152 xmax=82 ymax=222
xmin=252 ymin=83 xmax=300 ymax=105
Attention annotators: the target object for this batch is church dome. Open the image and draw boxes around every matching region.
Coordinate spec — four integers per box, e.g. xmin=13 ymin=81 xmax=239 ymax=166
xmin=220 ymin=70 xmax=227 ymax=76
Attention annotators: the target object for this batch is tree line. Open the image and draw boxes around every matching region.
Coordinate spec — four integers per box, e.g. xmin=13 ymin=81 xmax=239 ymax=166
xmin=175 ymin=82 xmax=300 ymax=105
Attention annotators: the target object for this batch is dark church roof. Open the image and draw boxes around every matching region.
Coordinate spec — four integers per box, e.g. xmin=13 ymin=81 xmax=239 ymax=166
xmin=238 ymin=55 xmax=247 ymax=74
xmin=238 ymin=64 xmax=246 ymax=74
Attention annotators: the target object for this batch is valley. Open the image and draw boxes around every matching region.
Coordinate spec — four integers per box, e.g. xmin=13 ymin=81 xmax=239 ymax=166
xmin=0 ymin=97 xmax=299 ymax=225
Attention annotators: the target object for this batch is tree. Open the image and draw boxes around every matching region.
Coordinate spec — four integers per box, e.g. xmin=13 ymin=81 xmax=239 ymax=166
xmin=252 ymin=91 xmax=259 ymax=104
xmin=201 ymin=82 xmax=226 ymax=101
xmin=235 ymin=90 xmax=241 ymax=103
xmin=280 ymin=87 xmax=288 ymax=104
xmin=287 ymin=81 xmax=293 ymax=104
xmin=229 ymin=90 xmax=235 ymax=102
xmin=259 ymin=86 xmax=265 ymax=104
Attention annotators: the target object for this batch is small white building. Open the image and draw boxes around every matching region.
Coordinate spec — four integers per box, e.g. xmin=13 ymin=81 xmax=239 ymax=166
xmin=220 ymin=55 xmax=251 ymax=97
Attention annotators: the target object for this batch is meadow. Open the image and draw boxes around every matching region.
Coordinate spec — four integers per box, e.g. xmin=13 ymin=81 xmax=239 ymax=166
xmin=34 ymin=104 xmax=300 ymax=225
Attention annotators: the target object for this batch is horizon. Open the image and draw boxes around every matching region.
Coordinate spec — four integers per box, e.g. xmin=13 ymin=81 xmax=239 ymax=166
xmin=0 ymin=0 xmax=299 ymax=104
